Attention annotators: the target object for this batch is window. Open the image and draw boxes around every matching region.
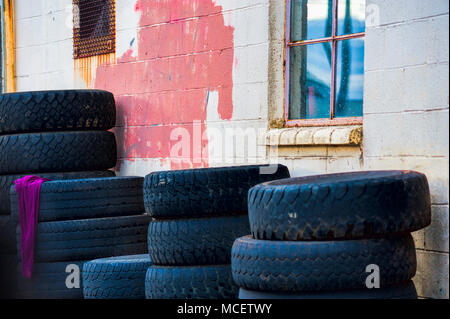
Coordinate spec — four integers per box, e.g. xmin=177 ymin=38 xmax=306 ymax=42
xmin=286 ymin=0 xmax=365 ymax=126
xmin=73 ymin=0 xmax=116 ymax=59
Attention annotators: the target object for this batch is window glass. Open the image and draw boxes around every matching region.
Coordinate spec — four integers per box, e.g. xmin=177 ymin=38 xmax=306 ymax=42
xmin=338 ymin=0 xmax=366 ymax=35
xmin=290 ymin=0 xmax=334 ymax=42
xmin=335 ymin=38 xmax=364 ymax=117
xmin=289 ymin=43 xmax=332 ymax=119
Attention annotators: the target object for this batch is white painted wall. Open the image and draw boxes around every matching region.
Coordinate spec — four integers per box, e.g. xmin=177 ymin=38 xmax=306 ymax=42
xmin=12 ymin=0 xmax=449 ymax=298
xmin=364 ymin=0 xmax=449 ymax=299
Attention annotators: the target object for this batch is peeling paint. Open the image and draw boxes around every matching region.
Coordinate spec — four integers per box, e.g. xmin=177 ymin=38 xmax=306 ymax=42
xmin=93 ymin=0 xmax=234 ymax=170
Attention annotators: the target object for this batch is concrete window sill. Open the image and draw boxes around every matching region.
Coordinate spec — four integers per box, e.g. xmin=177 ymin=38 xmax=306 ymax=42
xmin=260 ymin=125 xmax=363 ymax=146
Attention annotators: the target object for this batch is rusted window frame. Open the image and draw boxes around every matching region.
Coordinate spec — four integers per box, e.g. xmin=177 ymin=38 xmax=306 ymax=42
xmin=285 ymin=0 xmax=365 ymax=127
xmin=73 ymin=0 xmax=116 ymax=59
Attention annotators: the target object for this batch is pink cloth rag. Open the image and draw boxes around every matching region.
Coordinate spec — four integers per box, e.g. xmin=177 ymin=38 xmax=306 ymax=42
xmin=14 ymin=176 xmax=50 ymax=278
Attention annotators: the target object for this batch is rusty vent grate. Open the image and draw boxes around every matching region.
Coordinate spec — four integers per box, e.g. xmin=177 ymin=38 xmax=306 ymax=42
xmin=73 ymin=0 xmax=116 ymax=59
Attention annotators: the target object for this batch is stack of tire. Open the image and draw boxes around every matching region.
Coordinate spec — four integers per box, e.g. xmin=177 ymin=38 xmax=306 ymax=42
xmin=143 ymin=164 xmax=290 ymax=299
xmin=232 ymin=171 xmax=432 ymax=299
xmin=1 ymin=89 xmax=117 ymax=298
xmin=8 ymin=176 xmax=150 ymax=299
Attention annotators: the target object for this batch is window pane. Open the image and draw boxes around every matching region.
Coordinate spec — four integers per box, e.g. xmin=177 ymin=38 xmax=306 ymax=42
xmin=289 ymin=43 xmax=332 ymax=119
xmin=335 ymin=38 xmax=364 ymax=117
xmin=338 ymin=0 xmax=366 ymax=35
xmin=290 ymin=0 xmax=333 ymax=42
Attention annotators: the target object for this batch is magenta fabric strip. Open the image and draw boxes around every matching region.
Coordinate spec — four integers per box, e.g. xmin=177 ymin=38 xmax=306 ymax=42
xmin=14 ymin=176 xmax=50 ymax=278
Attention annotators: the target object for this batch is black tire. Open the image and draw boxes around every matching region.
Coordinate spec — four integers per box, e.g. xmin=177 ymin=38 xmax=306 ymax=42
xmin=17 ymin=215 xmax=151 ymax=263
xmin=15 ymin=261 xmax=85 ymax=299
xmin=145 ymin=265 xmax=238 ymax=299
xmin=0 ymin=90 xmax=115 ymax=135
xmin=238 ymin=281 xmax=418 ymax=299
xmin=144 ymin=164 xmax=290 ymax=218
xmin=0 ymin=216 xmax=16 ymax=254
xmin=83 ymin=254 xmax=151 ymax=299
xmin=231 ymin=235 xmax=416 ymax=293
xmin=0 ymin=170 xmax=115 ymax=216
xmin=10 ymin=177 xmax=143 ymax=223
xmin=148 ymin=216 xmax=250 ymax=266
xmin=249 ymin=171 xmax=431 ymax=241
xmin=0 ymin=131 xmax=117 ymax=175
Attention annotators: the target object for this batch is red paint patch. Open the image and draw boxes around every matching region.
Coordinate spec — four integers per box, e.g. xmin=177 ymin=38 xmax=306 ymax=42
xmin=94 ymin=0 xmax=234 ymax=170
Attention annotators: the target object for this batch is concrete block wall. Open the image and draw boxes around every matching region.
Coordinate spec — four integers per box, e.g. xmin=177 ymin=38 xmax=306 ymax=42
xmin=364 ymin=0 xmax=449 ymax=299
xmin=11 ymin=0 xmax=449 ymax=299
xmin=13 ymin=0 xmax=271 ymax=175
xmin=14 ymin=0 xmax=78 ymax=91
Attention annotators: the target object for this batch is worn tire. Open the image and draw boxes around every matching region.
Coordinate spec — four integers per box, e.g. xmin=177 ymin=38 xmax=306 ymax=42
xmin=0 ymin=90 xmax=115 ymax=135
xmin=232 ymin=235 xmax=416 ymax=293
xmin=145 ymin=265 xmax=238 ymax=299
xmin=144 ymin=164 xmax=290 ymax=218
xmin=148 ymin=216 xmax=250 ymax=266
xmin=0 ymin=171 xmax=115 ymax=216
xmin=83 ymin=254 xmax=151 ymax=299
xmin=238 ymin=281 xmax=418 ymax=299
xmin=15 ymin=261 xmax=85 ymax=299
xmin=249 ymin=171 xmax=431 ymax=241
xmin=10 ymin=177 xmax=143 ymax=223
xmin=0 ymin=131 xmax=117 ymax=175
xmin=0 ymin=216 xmax=16 ymax=254
xmin=17 ymin=215 xmax=151 ymax=263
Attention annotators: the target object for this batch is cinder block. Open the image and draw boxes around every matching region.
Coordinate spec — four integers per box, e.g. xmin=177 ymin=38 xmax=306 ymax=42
xmin=206 ymin=119 xmax=267 ymax=164
xmin=364 ymin=27 xmax=387 ymax=72
xmin=45 ymin=10 xmax=72 ymax=43
xmin=116 ymin=0 xmax=141 ymax=31
xmin=327 ymin=146 xmax=362 ymax=158
xmin=116 ymin=29 xmax=139 ymax=61
xmin=15 ymin=46 xmax=44 ymax=76
xmin=42 ymin=0 xmax=69 ymax=14
xmin=15 ymin=17 xmax=46 ymax=48
xmin=427 ymin=15 xmax=450 ymax=64
xmin=43 ymin=41 xmax=74 ymax=74
xmin=234 ymin=44 xmax=269 ymax=84
xmin=414 ymin=250 xmax=449 ymax=299
xmin=365 ymin=62 xmax=449 ymax=114
xmin=366 ymin=0 xmax=449 ymax=27
xmin=406 ymin=0 xmax=449 ymax=21
xmin=364 ymin=110 xmax=449 ymax=157
xmin=134 ymin=158 xmax=171 ymax=177
xmin=290 ymin=158 xmax=327 ymax=177
xmin=413 ymin=205 xmax=449 ymax=253
xmin=15 ymin=0 xmax=45 ymax=20
xmin=384 ymin=20 xmax=429 ymax=69
xmin=232 ymin=82 xmax=269 ymax=121
xmin=327 ymin=157 xmax=363 ymax=173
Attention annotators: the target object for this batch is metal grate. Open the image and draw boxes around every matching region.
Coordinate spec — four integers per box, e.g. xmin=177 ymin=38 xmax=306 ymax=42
xmin=73 ymin=0 xmax=116 ymax=59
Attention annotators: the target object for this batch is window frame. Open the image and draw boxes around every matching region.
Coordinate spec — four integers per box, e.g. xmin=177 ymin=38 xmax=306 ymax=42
xmin=284 ymin=0 xmax=365 ymax=127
